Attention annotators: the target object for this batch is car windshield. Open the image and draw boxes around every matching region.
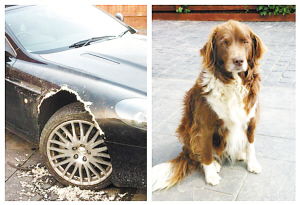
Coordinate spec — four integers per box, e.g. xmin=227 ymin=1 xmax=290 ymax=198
xmin=5 ymin=5 xmax=129 ymax=53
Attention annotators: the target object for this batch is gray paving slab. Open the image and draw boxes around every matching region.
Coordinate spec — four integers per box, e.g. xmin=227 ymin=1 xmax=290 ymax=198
xmin=153 ymin=117 xmax=179 ymax=136
xmin=152 ymin=135 xmax=181 ymax=165
xmin=257 ymin=107 xmax=295 ymax=139
xmin=5 ymin=131 xmax=35 ymax=181
xmin=152 ymin=20 xmax=295 ymax=201
xmin=192 ymin=188 xmax=233 ymax=201
xmin=5 ymin=169 xmax=44 ymax=201
xmin=203 ymin=166 xmax=248 ymax=197
xmin=255 ymin=134 xmax=295 ymax=162
xmin=236 ymin=158 xmax=295 ymax=201
xmin=260 ymin=86 xmax=295 ymax=110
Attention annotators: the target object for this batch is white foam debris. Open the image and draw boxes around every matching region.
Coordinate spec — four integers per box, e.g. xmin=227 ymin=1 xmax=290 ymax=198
xmin=37 ymin=85 xmax=104 ymax=135
xmin=16 ymin=164 xmax=128 ymax=201
xmin=118 ymin=193 xmax=127 ymax=198
xmin=49 ymin=185 xmax=111 ymax=201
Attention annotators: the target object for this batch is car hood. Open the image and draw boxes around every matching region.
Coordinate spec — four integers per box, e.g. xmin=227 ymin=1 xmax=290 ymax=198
xmin=39 ymin=34 xmax=147 ymax=94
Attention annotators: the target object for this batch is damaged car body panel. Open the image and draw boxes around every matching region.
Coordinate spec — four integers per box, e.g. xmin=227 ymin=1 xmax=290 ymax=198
xmin=5 ymin=5 xmax=147 ymax=188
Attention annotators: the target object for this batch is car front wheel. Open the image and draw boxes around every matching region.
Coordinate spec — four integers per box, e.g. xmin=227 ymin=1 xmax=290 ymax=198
xmin=39 ymin=102 xmax=112 ymax=189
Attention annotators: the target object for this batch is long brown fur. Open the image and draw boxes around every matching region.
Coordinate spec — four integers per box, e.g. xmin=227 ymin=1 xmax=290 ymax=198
xmin=168 ymin=20 xmax=266 ymax=187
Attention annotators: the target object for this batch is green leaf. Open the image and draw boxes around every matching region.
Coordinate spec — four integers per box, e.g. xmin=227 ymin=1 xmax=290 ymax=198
xmin=184 ymin=8 xmax=191 ymax=13
xmin=283 ymin=7 xmax=287 ymax=14
xmin=176 ymin=7 xmax=183 ymax=13
xmin=257 ymin=5 xmax=264 ymax=11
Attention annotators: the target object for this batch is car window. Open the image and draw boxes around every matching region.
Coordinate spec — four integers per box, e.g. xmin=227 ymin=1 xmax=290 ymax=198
xmin=6 ymin=5 xmax=129 ymax=53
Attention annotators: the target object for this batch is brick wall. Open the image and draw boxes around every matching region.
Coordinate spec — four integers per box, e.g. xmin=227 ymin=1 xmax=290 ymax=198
xmin=96 ymin=5 xmax=147 ymax=34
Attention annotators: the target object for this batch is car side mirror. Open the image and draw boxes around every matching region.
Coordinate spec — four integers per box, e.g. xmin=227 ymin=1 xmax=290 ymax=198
xmin=115 ymin=13 xmax=124 ymax=22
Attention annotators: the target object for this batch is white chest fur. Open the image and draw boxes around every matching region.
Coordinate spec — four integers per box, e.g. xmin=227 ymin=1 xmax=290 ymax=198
xmin=201 ymin=71 xmax=257 ymax=160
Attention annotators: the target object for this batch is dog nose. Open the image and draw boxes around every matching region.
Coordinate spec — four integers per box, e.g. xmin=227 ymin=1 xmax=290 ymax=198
xmin=233 ymin=58 xmax=244 ymax=67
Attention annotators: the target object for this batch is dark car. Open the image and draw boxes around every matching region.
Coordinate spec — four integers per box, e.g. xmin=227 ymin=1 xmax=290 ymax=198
xmin=5 ymin=5 xmax=147 ymax=190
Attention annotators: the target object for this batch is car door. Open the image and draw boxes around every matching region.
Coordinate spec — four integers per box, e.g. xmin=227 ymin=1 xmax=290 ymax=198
xmin=5 ymin=35 xmax=42 ymax=143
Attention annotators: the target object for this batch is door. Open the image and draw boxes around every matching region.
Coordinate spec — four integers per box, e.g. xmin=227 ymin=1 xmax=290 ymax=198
xmin=5 ymin=36 xmax=42 ymax=142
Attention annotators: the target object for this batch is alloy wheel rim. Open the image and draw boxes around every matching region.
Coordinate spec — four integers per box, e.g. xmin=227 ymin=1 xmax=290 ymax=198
xmin=46 ymin=120 xmax=112 ymax=186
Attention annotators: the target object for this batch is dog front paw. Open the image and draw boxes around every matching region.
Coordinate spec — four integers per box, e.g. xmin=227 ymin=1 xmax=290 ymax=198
xmin=213 ymin=160 xmax=221 ymax=173
xmin=247 ymin=159 xmax=262 ymax=174
xmin=205 ymin=172 xmax=221 ymax=186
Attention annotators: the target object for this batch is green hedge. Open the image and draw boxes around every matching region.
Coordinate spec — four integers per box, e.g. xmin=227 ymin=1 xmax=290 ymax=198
xmin=257 ymin=5 xmax=296 ymax=16
xmin=174 ymin=5 xmax=296 ymax=16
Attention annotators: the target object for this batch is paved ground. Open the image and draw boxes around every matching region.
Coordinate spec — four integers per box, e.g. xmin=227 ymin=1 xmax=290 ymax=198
xmin=5 ymin=131 xmax=146 ymax=201
xmin=152 ymin=21 xmax=295 ymax=201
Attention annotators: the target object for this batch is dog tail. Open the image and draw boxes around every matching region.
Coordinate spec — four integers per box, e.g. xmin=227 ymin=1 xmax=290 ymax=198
xmin=152 ymin=152 xmax=197 ymax=192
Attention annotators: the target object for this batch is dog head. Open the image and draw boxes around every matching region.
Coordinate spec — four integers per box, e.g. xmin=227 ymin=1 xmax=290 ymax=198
xmin=200 ymin=20 xmax=266 ymax=74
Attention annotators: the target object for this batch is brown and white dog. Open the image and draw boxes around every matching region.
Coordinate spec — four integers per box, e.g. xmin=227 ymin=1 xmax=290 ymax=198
xmin=152 ymin=20 xmax=266 ymax=191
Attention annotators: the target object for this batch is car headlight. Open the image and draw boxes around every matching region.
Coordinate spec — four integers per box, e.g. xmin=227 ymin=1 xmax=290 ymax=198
xmin=115 ymin=98 xmax=147 ymax=130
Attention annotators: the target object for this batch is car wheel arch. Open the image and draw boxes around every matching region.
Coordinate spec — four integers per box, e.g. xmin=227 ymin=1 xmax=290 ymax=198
xmin=37 ymin=90 xmax=81 ymax=137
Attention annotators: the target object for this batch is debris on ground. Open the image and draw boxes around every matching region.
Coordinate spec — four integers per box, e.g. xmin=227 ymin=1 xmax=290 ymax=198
xmin=16 ymin=163 xmax=127 ymax=201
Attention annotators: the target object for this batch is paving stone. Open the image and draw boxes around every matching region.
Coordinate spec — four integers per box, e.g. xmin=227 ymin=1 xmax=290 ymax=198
xmin=5 ymin=131 xmax=35 ymax=181
xmin=154 ymin=119 xmax=179 ymax=136
xmin=255 ymin=135 xmax=295 ymax=162
xmin=257 ymin=108 xmax=295 ymax=139
xmin=236 ymin=158 xmax=295 ymax=201
xmin=22 ymin=150 xmax=45 ymax=166
xmin=193 ymin=187 xmax=234 ymax=201
xmin=260 ymin=86 xmax=295 ymax=110
xmin=153 ymin=186 xmax=194 ymax=201
xmin=262 ymin=72 xmax=283 ymax=87
xmin=5 ymin=169 xmax=43 ymax=201
xmin=152 ymin=136 xmax=181 ymax=165
xmin=153 ymin=172 xmax=205 ymax=201
xmin=153 ymin=80 xmax=194 ymax=100
xmin=282 ymin=70 xmax=295 ymax=78
xmin=177 ymin=171 xmax=206 ymax=191
xmin=203 ymin=166 xmax=248 ymax=197
xmin=192 ymin=188 xmax=233 ymax=201
xmin=152 ymin=105 xmax=177 ymax=126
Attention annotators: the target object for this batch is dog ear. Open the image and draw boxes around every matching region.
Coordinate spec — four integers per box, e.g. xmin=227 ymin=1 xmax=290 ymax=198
xmin=250 ymin=31 xmax=266 ymax=66
xmin=200 ymin=30 xmax=217 ymax=68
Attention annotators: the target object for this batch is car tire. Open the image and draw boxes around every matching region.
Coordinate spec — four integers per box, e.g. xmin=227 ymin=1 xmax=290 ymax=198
xmin=39 ymin=102 xmax=112 ymax=190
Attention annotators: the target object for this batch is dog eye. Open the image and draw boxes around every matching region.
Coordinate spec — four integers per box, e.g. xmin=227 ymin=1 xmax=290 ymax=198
xmin=222 ymin=40 xmax=229 ymax=45
xmin=242 ymin=39 xmax=249 ymax=44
